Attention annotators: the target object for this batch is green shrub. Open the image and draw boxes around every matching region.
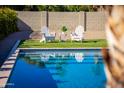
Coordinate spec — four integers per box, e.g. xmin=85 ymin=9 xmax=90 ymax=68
xmin=61 ymin=26 xmax=68 ymax=32
xmin=0 ymin=8 xmax=18 ymax=40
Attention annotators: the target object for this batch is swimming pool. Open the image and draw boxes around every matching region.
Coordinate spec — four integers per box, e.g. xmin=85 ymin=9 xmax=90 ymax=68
xmin=6 ymin=49 xmax=106 ymax=88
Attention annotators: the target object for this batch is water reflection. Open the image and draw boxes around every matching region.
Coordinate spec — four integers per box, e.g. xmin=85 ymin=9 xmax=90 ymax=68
xmin=18 ymin=50 xmax=105 ymax=87
xmin=92 ymin=63 xmax=102 ymax=76
xmin=19 ymin=51 xmax=103 ymax=65
xmin=40 ymin=55 xmax=49 ymax=62
xmin=19 ymin=55 xmax=45 ymax=68
xmin=75 ymin=53 xmax=84 ymax=63
xmin=94 ymin=53 xmax=99 ymax=64
xmin=19 ymin=51 xmax=103 ymax=76
xmin=39 ymin=52 xmax=85 ymax=63
xmin=92 ymin=53 xmax=102 ymax=75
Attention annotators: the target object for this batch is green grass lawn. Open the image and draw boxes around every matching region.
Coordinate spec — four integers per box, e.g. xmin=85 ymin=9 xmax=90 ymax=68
xmin=19 ymin=39 xmax=108 ymax=48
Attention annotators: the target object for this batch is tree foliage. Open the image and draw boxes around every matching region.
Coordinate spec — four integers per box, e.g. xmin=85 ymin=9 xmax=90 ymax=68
xmin=0 ymin=5 xmax=95 ymax=12
xmin=0 ymin=8 xmax=18 ymax=40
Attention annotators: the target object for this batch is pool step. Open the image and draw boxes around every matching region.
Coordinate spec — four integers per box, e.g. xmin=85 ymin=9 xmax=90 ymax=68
xmin=25 ymin=55 xmax=103 ymax=61
xmin=22 ymin=54 xmax=103 ymax=58
xmin=19 ymin=51 xmax=102 ymax=55
xmin=22 ymin=57 xmax=104 ymax=64
xmin=29 ymin=58 xmax=104 ymax=63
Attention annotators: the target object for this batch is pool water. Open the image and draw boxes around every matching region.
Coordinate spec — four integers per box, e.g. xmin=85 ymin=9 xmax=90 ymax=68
xmin=6 ymin=49 xmax=106 ymax=88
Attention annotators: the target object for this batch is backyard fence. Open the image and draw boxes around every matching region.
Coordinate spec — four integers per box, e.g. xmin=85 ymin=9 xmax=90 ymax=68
xmin=17 ymin=11 xmax=107 ymax=39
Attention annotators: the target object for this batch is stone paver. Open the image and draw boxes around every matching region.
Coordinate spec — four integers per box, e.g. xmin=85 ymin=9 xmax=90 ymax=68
xmin=0 ymin=49 xmax=20 ymax=88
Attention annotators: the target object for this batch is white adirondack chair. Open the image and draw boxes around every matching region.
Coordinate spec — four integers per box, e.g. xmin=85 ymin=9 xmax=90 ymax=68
xmin=40 ymin=26 xmax=55 ymax=42
xmin=70 ymin=25 xmax=84 ymax=41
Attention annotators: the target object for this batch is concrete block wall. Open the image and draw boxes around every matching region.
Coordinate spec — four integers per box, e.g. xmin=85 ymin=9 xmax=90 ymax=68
xmin=48 ymin=12 xmax=84 ymax=39
xmin=17 ymin=11 xmax=42 ymax=31
xmin=86 ymin=12 xmax=107 ymax=32
xmin=17 ymin=11 xmax=107 ymax=39
xmin=84 ymin=31 xmax=106 ymax=39
xmin=84 ymin=12 xmax=107 ymax=39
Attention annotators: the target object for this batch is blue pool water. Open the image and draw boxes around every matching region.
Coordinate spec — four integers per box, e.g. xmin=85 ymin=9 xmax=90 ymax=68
xmin=6 ymin=49 xmax=106 ymax=88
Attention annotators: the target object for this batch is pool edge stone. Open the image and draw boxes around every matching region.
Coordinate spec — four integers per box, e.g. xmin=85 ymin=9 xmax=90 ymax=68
xmin=0 ymin=49 xmax=20 ymax=88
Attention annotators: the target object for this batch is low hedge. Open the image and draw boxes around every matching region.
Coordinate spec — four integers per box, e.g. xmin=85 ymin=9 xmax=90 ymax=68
xmin=0 ymin=8 xmax=18 ymax=40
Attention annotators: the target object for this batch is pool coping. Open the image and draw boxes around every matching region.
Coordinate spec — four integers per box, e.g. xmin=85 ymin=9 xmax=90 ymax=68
xmin=19 ymin=47 xmax=108 ymax=50
xmin=0 ymin=40 xmax=20 ymax=88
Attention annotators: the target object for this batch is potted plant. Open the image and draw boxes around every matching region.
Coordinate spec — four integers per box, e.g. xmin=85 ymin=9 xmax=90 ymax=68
xmin=61 ymin=26 xmax=68 ymax=33
xmin=60 ymin=26 xmax=68 ymax=41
